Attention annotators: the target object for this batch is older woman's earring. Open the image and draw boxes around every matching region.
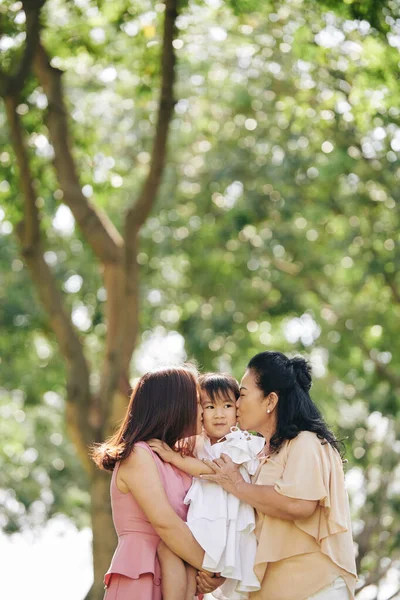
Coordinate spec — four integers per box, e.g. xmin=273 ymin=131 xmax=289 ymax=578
xmin=267 ymin=409 xmax=271 ymax=414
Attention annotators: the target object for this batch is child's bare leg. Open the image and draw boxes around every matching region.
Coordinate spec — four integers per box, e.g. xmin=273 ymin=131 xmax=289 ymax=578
xmin=185 ymin=564 xmax=197 ymax=600
xmin=157 ymin=540 xmax=188 ymax=600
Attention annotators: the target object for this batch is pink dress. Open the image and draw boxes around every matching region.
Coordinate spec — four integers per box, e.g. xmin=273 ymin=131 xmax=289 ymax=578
xmin=104 ymin=442 xmax=192 ymax=600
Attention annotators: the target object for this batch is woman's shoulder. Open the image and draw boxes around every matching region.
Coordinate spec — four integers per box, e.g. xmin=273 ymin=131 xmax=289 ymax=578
xmin=126 ymin=442 xmax=184 ymax=481
xmin=120 ymin=442 xmax=174 ymax=486
xmin=286 ymin=431 xmax=330 ymax=456
xmin=122 ymin=442 xmax=171 ymax=473
xmin=293 ymin=431 xmax=324 ymax=444
xmin=121 ymin=442 xmax=154 ymax=468
xmin=286 ymin=432 xmax=342 ymax=470
xmin=133 ymin=440 xmax=152 ymax=452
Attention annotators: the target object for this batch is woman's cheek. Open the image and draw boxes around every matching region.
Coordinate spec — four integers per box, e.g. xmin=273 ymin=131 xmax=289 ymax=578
xmin=237 ymin=402 xmax=245 ymax=428
xmin=240 ymin=399 xmax=252 ymax=429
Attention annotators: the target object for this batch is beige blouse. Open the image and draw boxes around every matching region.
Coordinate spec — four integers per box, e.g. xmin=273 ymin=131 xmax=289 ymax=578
xmin=250 ymin=431 xmax=357 ymax=600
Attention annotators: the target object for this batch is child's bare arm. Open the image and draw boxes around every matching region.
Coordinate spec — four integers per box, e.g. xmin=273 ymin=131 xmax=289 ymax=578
xmin=148 ymin=439 xmax=214 ymax=477
xmin=170 ymin=454 xmax=215 ymax=477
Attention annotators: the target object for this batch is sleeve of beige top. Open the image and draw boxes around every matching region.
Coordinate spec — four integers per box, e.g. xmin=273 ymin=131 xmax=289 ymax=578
xmin=274 ymin=432 xmax=329 ymax=503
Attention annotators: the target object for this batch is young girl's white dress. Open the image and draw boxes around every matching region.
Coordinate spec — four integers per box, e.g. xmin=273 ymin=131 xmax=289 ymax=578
xmin=184 ymin=427 xmax=265 ymax=600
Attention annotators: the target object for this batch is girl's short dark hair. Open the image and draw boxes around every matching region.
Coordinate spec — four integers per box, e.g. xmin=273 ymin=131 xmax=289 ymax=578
xmin=199 ymin=373 xmax=240 ymax=404
xmin=92 ymin=365 xmax=199 ymax=471
xmin=247 ymin=351 xmax=343 ymax=455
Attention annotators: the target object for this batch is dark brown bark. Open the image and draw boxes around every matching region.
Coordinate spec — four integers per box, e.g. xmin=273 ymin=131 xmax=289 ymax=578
xmin=88 ymin=469 xmax=117 ymax=600
xmin=4 ymin=95 xmax=93 ymax=468
xmin=33 ymin=44 xmax=124 ymax=265
xmin=99 ymin=263 xmax=127 ymax=418
xmin=125 ymin=0 xmax=178 ymax=233
xmin=0 ymin=1 xmax=43 ymax=96
xmin=4 ymin=0 xmax=179 ymax=596
xmin=121 ymin=0 xmax=178 ymax=374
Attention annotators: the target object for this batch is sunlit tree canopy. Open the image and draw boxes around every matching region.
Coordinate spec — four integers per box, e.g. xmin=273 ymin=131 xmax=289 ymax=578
xmin=0 ymin=0 xmax=399 ymax=597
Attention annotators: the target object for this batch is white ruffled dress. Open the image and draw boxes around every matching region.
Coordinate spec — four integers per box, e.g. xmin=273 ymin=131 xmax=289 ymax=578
xmin=184 ymin=427 xmax=265 ymax=600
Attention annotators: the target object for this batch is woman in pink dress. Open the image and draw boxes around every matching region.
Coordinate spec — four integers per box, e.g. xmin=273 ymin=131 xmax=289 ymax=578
xmin=92 ymin=365 xmax=208 ymax=600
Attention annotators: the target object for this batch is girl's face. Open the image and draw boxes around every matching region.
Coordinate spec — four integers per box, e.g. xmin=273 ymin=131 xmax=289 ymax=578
xmin=201 ymin=390 xmax=237 ymax=444
xmin=236 ymin=369 xmax=269 ymax=432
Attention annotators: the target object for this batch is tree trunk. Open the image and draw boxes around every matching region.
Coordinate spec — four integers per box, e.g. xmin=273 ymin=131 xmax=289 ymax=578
xmin=3 ymin=3 xmax=179 ymax=597
xmin=88 ymin=468 xmax=117 ymax=600
xmin=86 ymin=388 xmax=128 ymax=600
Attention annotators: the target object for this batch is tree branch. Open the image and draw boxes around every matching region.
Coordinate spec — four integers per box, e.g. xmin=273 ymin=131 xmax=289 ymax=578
xmin=119 ymin=0 xmax=179 ymax=377
xmin=97 ymin=0 xmax=179 ymax=425
xmin=356 ymin=564 xmax=392 ymax=594
xmin=0 ymin=0 xmax=44 ymax=97
xmin=385 ymin=587 xmax=400 ymax=600
xmin=5 ymin=95 xmax=93 ymax=467
xmin=358 ymin=338 xmax=400 ymax=388
xmin=125 ymin=0 xmax=178 ymax=234
xmin=33 ymin=38 xmax=130 ymax=430
xmin=33 ymin=43 xmax=124 ymax=264
xmin=383 ymin=270 xmax=400 ymax=305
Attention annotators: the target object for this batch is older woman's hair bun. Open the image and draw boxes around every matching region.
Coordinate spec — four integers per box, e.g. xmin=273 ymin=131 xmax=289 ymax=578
xmin=247 ymin=350 xmax=342 ymax=456
xmin=290 ymin=356 xmax=312 ymax=392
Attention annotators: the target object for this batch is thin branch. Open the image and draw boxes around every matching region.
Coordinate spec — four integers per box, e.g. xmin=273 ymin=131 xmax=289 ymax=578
xmin=355 ymin=440 xmax=396 ymax=579
xmin=383 ymin=270 xmax=400 ymax=305
xmin=358 ymin=338 xmax=400 ymax=388
xmin=125 ymin=0 xmax=178 ymax=234
xmin=385 ymin=587 xmax=400 ymax=600
xmin=33 ymin=43 xmax=124 ymax=264
xmin=0 ymin=0 xmax=44 ymax=97
xmin=4 ymin=96 xmax=40 ymax=247
xmin=356 ymin=565 xmax=392 ymax=594
xmin=359 ymin=586 xmax=400 ymax=600
xmin=5 ymin=95 xmax=93 ymax=465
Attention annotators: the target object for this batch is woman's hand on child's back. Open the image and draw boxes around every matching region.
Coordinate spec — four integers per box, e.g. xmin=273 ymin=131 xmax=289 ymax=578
xmin=148 ymin=439 xmax=176 ymax=464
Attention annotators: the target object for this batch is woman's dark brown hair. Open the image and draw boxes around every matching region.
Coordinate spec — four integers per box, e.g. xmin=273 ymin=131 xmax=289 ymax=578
xmin=92 ymin=365 xmax=199 ymax=471
xmin=247 ymin=351 xmax=344 ymax=456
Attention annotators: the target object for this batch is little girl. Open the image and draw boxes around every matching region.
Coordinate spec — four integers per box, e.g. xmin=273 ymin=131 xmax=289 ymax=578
xmin=149 ymin=373 xmax=264 ymax=600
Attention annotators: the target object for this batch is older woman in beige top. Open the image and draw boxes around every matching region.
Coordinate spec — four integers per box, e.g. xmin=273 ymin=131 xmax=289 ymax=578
xmin=198 ymin=351 xmax=357 ymax=600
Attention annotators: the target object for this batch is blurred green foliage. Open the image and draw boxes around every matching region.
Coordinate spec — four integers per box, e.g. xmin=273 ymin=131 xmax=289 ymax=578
xmin=0 ymin=0 xmax=399 ymax=594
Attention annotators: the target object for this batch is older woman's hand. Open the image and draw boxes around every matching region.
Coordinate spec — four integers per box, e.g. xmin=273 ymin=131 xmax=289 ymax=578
xmin=196 ymin=571 xmax=226 ymax=595
xmin=200 ymin=454 xmax=245 ymax=494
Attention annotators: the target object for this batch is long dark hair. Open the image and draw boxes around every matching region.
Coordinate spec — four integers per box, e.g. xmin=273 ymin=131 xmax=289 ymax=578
xmin=247 ymin=351 xmax=343 ymax=455
xmin=92 ymin=365 xmax=199 ymax=471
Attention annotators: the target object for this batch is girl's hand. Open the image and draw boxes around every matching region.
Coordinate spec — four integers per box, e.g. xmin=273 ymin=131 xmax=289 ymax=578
xmin=148 ymin=439 xmax=176 ymax=464
xmin=200 ymin=454 xmax=244 ymax=494
xmin=196 ymin=571 xmax=225 ymax=595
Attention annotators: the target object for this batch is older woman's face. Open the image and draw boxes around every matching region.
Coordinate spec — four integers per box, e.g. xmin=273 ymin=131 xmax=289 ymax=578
xmin=236 ymin=369 xmax=268 ymax=432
